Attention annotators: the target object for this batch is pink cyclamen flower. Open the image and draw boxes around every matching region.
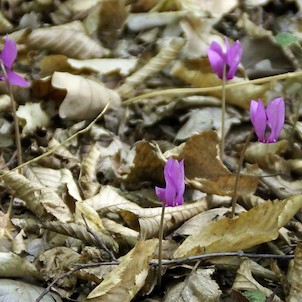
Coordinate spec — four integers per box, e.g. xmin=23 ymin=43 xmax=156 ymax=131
xmin=207 ymin=38 xmax=243 ymax=80
xmin=0 ymin=36 xmax=29 ymax=87
xmin=155 ymin=158 xmax=185 ymax=207
xmin=250 ymin=98 xmax=285 ymax=143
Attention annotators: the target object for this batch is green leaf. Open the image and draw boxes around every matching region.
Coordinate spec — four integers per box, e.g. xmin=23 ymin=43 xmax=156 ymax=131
xmin=242 ymin=290 xmax=266 ymax=302
xmin=275 ymin=32 xmax=299 ymax=47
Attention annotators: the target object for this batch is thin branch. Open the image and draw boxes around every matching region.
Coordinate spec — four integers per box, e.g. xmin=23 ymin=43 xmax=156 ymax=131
xmin=81 ymin=213 xmax=117 ymax=262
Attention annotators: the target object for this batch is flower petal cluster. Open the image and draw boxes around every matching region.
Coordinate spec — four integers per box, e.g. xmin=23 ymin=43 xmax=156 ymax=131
xmin=155 ymin=158 xmax=185 ymax=207
xmin=250 ymin=98 xmax=285 ymax=143
xmin=0 ymin=36 xmax=29 ymax=87
xmin=207 ymin=38 xmax=243 ymax=80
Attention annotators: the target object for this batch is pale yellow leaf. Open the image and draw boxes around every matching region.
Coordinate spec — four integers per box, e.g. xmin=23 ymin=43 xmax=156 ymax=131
xmin=16 ymin=103 xmax=50 ymax=137
xmin=51 ymin=72 xmax=121 ymax=120
xmin=87 ymin=239 xmax=158 ymax=301
xmin=174 ymin=195 xmax=302 ymax=258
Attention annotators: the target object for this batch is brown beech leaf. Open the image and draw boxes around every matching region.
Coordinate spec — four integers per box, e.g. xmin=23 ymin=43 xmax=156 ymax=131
xmin=174 ymin=195 xmax=302 ymax=258
xmin=2 ymin=171 xmax=73 ymax=223
xmin=179 ymin=131 xmax=258 ymax=196
xmin=51 ymin=72 xmax=121 ymax=120
xmin=120 ymin=198 xmax=208 ymax=239
xmin=25 ymin=21 xmax=109 ymax=59
xmin=87 ymin=239 xmax=158 ymax=301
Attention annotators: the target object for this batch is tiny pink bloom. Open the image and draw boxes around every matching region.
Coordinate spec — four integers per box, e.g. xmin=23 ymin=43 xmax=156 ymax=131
xmin=155 ymin=158 xmax=185 ymax=207
xmin=0 ymin=36 xmax=29 ymax=87
xmin=250 ymin=98 xmax=285 ymax=143
xmin=207 ymin=38 xmax=243 ymax=80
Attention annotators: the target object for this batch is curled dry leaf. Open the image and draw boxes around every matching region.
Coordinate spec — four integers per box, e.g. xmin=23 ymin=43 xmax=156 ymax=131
xmin=43 ymin=221 xmax=119 ymax=253
xmin=24 ymin=165 xmax=82 ymax=201
xmin=287 ymin=242 xmax=302 ymax=302
xmin=67 ymin=58 xmax=138 ymax=76
xmin=79 ymin=144 xmax=102 ymax=199
xmin=25 ymin=21 xmax=109 ymax=59
xmin=163 ymin=268 xmax=221 ymax=302
xmin=51 ymin=72 xmax=121 ymax=120
xmin=16 ymin=103 xmax=50 ymax=137
xmin=174 ymin=195 xmax=302 ymax=258
xmin=245 ymin=140 xmax=288 ymax=166
xmin=232 ymin=260 xmax=282 ymax=301
xmin=87 ymin=239 xmax=158 ymax=301
xmin=0 ymin=252 xmax=39 ymax=279
xmin=2 ymin=171 xmax=73 ymax=223
xmin=120 ymin=198 xmax=208 ymax=239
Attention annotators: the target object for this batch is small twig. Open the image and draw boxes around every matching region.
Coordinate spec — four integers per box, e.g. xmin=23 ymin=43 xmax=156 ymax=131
xmin=149 ymin=251 xmax=294 ymax=266
xmin=81 ymin=213 xmax=117 ymax=262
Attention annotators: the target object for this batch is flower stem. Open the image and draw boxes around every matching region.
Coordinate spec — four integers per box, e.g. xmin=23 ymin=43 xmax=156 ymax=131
xmin=0 ymin=61 xmax=22 ymax=173
xmin=220 ymin=65 xmax=226 ymax=161
xmin=231 ymin=129 xmax=254 ymax=218
xmin=157 ymin=204 xmax=166 ymax=288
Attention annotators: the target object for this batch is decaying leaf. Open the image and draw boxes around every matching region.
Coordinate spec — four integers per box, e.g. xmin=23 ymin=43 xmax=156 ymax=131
xmin=232 ymin=260 xmax=282 ymax=301
xmin=87 ymin=239 xmax=158 ymax=301
xmin=43 ymin=221 xmax=119 ymax=253
xmin=0 ymin=252 xmax=39 ymax=279
xmin=120 ymin=198 xmax=208 ymax=239
xmin=16 ymin=103 xmax=50 ymax=137
xmin=178 ymin=131 xmax=258 ymax=196
xmin=0 ymin=279 xmax=62 ymax=302
xmin=25 ymin=21 xmax=109 ymax=59
xmin=171 ymin=60 xmax=268 ymax=110
xmin=287 ymin=243 xmax=302 ymax=302
xmin=51 ymin=72 xmax=121 ymax=120
xmin=174 ymin=195 xmax=302 ymax=258
xmin=2 ymin=171 xmax=73 ymax=223
xmin=163 ymin=268 xmax=221 ymax=302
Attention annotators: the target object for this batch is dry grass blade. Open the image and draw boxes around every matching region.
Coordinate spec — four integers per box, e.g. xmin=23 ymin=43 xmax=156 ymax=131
xmin=2 ymin=171 xmax=73 ymax=222
xmin=43 ymin=221 xmax=119 ymax=253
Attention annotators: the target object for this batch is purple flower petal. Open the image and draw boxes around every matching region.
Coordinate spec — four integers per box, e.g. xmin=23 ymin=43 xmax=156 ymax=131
xmin=6 ymin=70 xmax=30 ymax=87
xmin=226 ymin=40 xmax=242 ymax=80
xmin=0 ymin=36 xmax=17 ymax=69
xmin=266 ymin=97 xmax=285 ymax=143
xmin=250 ymin=100 xmax=266 ymax=143
xmin=207 ymin=42 xmax=224 ymax=79
xmin=156 ymin=158 xmax=185 ymax=207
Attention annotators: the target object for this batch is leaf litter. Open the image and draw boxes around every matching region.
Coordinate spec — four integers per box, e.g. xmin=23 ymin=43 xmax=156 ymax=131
xmin=0 ymin=1 xmax=301 ymax=301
